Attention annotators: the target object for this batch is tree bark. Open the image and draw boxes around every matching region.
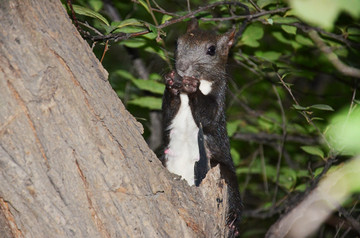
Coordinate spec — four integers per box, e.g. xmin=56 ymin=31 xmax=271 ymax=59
xmin=0 ymin=0 xmax=230 ymax=237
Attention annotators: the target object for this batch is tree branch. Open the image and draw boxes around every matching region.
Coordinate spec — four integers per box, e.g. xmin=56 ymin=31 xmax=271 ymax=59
xmin=309 ymin=30 xmax=360 ymax=78
xmin=81 ymin=2 xmax=289 ymax=43
xmin=233 ymin=132 xmax=318 ymax=145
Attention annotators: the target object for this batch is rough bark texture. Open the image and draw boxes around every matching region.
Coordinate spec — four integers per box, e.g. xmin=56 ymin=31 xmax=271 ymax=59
xmin=0 ymin=0 xmax=231 ymax=237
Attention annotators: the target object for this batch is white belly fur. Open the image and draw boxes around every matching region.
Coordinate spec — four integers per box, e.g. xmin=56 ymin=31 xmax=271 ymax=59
xmin=165 ymin=94 xmax=199 ymax=186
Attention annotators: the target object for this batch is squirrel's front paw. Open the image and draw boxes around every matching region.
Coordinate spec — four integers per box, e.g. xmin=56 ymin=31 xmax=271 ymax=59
xmin=165 ymin=70 xmax=182 ymax=95
xmin=181 ymin=76 xmax=199 ymax=94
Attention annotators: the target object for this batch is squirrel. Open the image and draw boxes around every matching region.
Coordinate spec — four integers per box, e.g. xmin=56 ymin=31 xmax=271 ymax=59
xmin=162 ymin=19 xmax=242 ymax=237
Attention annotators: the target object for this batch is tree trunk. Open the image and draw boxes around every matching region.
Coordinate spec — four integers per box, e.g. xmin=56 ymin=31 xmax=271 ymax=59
xmin=0 ymin=1 xmax=230 ymax=237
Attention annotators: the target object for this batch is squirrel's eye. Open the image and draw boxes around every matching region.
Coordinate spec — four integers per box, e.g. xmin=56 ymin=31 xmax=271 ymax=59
xmin=207 ymin=45 xmax=216 ymax=56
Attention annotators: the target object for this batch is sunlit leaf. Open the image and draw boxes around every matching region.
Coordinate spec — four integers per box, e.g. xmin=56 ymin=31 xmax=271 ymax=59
xmin=266 ymin=18 xmax=273 ymax=25
xmin=112 ymin=19 xmax=143 ymax=29
xmin=257 ymin=0 xmax=278 ymax=8
xmin=255 ymin=51 xmax=281 ymax=61
xmin=137 ymin=0 xmax=150 ymax=13
xmin=231 ymin=148 xmax=241 ymax=165
xmin=326 ymin=107 xmax=360 ymax=155
xmin=241 ymin=24 xmax=264 ymax=47
xmin=279 ymin=168 xmax=297 ymax=190
xmin=310 ymin=104 xmax=334 ymax=111
xmin=295 ymin=183 xmax=307 ymax=192
xmin=120 ymin=38 xmax=147 ymax=48
xmin=295 ymin=34 xmax=314 ymax=46
xmin=115 ymin=70 xmax=136 ymax=80
xmin=272 ymin=15 xmax=299 ymax=24
xmin=301 ymin=145 xmax=324 ymax=158
xmin=72 ymin=5 xmax=109 ymax=26
xmin=161 ymin=15 xmax=173 ymax=24
xmin=227 ymin=120 xmax=242 ymax=137
xmin=281 ymin=25 xmax=297 ymax=35
xmin=131 ymin=79 xmax=165 ymax=95
xmin=128 ymin=96 xmax=162 ymax=110
xmin=88 ymin=0 xmax=103 ymax=12
xmin=293 ymin=104 xmax=310 ymax=110
xmin=289 ymin=0 xmax=360 ymax=30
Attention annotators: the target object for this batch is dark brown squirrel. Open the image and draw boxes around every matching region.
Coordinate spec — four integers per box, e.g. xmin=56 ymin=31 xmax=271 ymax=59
xmin=162 ymin=19 xmax=242 ymax=237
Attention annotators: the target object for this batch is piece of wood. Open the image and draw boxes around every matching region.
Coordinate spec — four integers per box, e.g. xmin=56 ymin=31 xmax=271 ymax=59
xmin=0 ymin=0 xmax=232 ymax=237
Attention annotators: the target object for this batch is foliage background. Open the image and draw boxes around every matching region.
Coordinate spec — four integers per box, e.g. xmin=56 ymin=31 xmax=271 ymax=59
xmin=62 ymin=0 xmax=360 ymax=237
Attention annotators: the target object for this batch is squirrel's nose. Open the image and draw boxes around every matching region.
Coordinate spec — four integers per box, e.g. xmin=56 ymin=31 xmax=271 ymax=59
xmin=176 ymin=60 xmax=193 ymax=77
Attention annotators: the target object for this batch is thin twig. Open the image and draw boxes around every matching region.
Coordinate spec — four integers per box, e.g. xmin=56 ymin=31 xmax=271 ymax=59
xmin=276 ymin=73 xmax=332 ymax=150
xmin=67 ymin=0 xmax=81 ymax=33
xmin=78 ymin=21 xmax=103 ymax=36
xmin=259 ymin=144 xmax=269 ymax=194
xmin=337 ymin=205 xmax=360 ymax=235
xmin=200 ymin=7 xmax=290 ymax=22
xmin=145 ymin=0 xmax=159 ymax=25
xmin=186 ymin=0 xmax=191 ymax=13
xmin=340 ymin=211 xmax=360 ymax=238
xmin=248 ymin=0 xmax=262 ymax=12
xmin=100 ymin=40 xmax=109 ymax=63
xmin=241 ymin=149 xmax=260 ymax=201
xmin=151 ymin=0 xmax=167 ymax=14
xmin=233 ymin=132 xmax=318 ymax=145
xmin=309 ymin=30 xmax=360 ymax=78
xmin=271 ymin=85 xmax=287 ymax=208
xmin=81 ymin=2 xmax=289 ymax=43
xmin=275 ymin=22 xmax=360 ymax=49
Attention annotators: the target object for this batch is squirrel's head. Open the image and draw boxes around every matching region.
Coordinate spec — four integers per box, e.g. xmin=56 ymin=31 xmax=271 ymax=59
xmin=175 ymin=19 xmax=235 ymax=80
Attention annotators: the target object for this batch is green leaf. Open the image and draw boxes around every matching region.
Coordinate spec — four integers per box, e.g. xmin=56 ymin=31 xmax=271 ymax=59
xmin=72 ymin=5 xmax=109 ymax=26
xmin=272 ymin=15 xmax=299 ymax=24
xmin=348 ymin=27 xmax=360 ymax=36
xmin=142 ymin=32 xmax=158 ymax=40
xmin=241 ymin=24 xmax=264 ymax=47
xmin=296 ymin=35 xmax=314 ymax=46
xmin=227 ymin=120 xmax=242 ymax=137
xmin=120 ymin=38 xmax=147 ymax=48
xmin=301 ymin=146 xmax=324 ymax=158
xmin=257 ymin=0 xmax=278 ymax=8
xmin=289 ymin=0 xmax=360 ymax=30
xmin=266 ymin=18 xmax=273 ymax=25
xmin=311 ymin=117 xmax=325 ymax=121
xmin=115 ymin=70 xmax=136 ymax=80
xmin=326 ymin=107 xmax=360 ymax=155
xmin=255 ymin=51 xmax=281 ymax=61
xmin=295 ymin=183 xmax=307 ymax=192
xmin=258 ymin=117 xmax=275 ymax=131
xmin=281 ymin=25 xmax=297 ymax=35
xmin=149 ymin=73 xmax=162 ymax=81
xmin=131 ymin=79 xmax=165 ymax=95
xmin=231 ymin=148 xmax=241 ymax=166
xmin=279 ymin=168 xmax=297 ymax=190
xmin=161 ymin=15 xmax=173 ymax=24
xmin=112 ymin=19 xmax=143 ymax=29
xmin=272 ymin=32 xmax=302 ymax=49
xmin=310 ymin=104 xmax=334 ymax=111
xmin=138 ymin=0 xmax=151 ymax=14
xmin=88 ymin=0 xmax=103 ymax=12
xmin=144 ymin=46 xmax=166 ymax=61
xmin=272 ymin=31 xmax=290 ymax=44
xmin=128 ymin=96 xmax=162 ymax=110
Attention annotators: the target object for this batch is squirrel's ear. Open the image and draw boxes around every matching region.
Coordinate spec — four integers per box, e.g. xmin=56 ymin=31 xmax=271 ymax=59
xmin=186 ymin=18 xmax=199 ymax=33
xmin=227 ymin=29 xmax=236 ymax=48
xmin=218 ymin=29 xmax=236 ymax=49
